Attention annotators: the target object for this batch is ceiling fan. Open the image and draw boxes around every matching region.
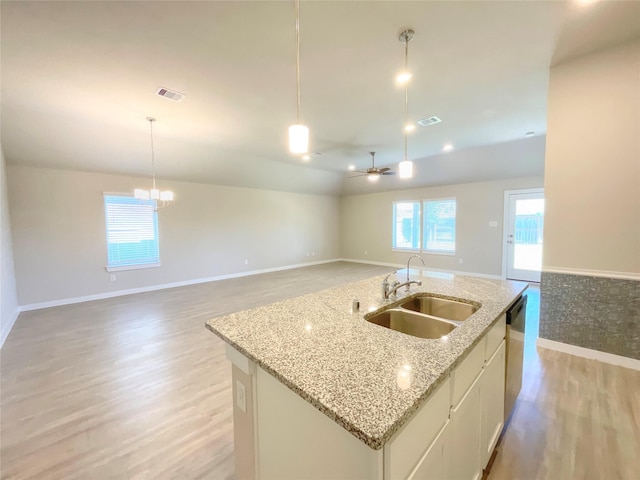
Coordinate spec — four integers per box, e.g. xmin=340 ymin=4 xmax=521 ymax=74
xmin=349 ymin=152 xmax=395 ymax=181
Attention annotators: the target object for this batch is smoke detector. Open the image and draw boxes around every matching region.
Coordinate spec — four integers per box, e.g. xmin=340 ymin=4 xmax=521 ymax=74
xmin=156 ymin=87 xmax=185 ymax=101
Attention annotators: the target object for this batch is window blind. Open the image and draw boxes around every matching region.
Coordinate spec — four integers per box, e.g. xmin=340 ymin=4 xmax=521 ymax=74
xmin=104 ymin=195 xmax=159 ymax=268
xmin=424 ymin=199 xmax=456 ymax=253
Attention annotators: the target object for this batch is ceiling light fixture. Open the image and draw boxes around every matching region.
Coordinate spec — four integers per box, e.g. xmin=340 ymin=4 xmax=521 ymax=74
xmin=288 ymin=0 xmax=309 ymax=155
xmin=398 ymin=29 xmax=415 ymax=179
xmin=525 ymin=131 xmax=535 ymax=137
xmin=348 ymin=165 xmax=356 ymax=171
xmin=443 ymin=143 xmax=453 ymax=152
xmin=134 ymin=117 xmax=174 ymax=208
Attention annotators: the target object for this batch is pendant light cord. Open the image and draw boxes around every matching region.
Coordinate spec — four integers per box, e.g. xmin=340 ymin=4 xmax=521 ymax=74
xmin=295 ymin=0 xmax=301 ymax=124
xmin=149 ymin=118 xmax=156 ymax=190
xmin=403 ymin=36 xmax=409 ymax=162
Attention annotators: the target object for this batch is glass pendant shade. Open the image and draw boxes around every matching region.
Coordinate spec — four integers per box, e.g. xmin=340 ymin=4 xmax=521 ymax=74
xmin=367 ymin=172 xmax=380 ymax=182
xmin=399 ymin=160 xmax=413 ymax=179
xmin=289 ymin=124 xmax=309 ymax=154
xmin=160 ymin=191 xmax=174 ymax=202
xmin=134 ymin=189 xmax=150 ymax=200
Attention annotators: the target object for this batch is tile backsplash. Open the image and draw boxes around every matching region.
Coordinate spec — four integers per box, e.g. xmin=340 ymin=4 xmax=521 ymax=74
xmin=540 ymin=272 xmax=640 ymax=360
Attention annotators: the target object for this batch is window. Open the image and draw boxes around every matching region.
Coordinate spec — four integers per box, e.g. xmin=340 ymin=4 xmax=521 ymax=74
xmin=392 ymin=201 xmax=420 ymax=250
xmin=104 ymin=194 xmax=160 ymax=271
xmin=423 ymin=198 xmax=456 ymax=254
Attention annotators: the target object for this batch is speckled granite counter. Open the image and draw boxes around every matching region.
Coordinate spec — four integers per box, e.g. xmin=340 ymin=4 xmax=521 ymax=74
xmin=205 ymin=269 xmax=527 ymax=450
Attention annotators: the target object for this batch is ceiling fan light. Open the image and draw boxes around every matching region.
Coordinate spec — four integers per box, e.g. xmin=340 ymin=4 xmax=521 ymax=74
xmin=399 ymin=160 xmax=413 ymax=179
xmin=404 ymin=123 xmax=416 ymax=132
xmin=368 ymin=173 xmax=380 ymax=182
xmin=150 ymin=188 xmax=160 ymax=200
xmin=396 ymin=71 xmax=412 ymax=84
xmin=160 ymin=190 xmax=174 ymax=202
xmin=289 ymin=124 xmax=309 ymax=154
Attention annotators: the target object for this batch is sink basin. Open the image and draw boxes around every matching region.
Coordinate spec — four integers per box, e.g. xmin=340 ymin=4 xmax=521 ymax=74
xmin=400 ymin=295 xmax=479 ymax=322
xmin=365 ymin=309 xmax=456 ymax=339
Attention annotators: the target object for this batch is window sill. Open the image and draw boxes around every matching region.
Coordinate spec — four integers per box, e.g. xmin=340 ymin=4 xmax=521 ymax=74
xmin=392 ymin=248 xmax=421 ymax=253
xmin=423 ymin=251 xmax=456 ymax=256
xmin=105 ymin=262 xmax=161 ymax=273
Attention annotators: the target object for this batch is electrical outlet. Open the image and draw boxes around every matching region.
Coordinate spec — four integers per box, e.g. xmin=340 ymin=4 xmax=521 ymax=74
xmin=489 ymin=221 xmax=498 ymax=227
xmin=244 ymin=259 xmax=248 ymax=265
xmin=236 ymin=380 xmax=247 ymax=413
xmin=364 ymin=250 xmax=368 ymax=255
xmin=306 ymin=252 xmax=310 ymax=257
xmin=459 ymin=258 xmax=464 ymax=264
xmin=312 ymin=251 xmax=315 ymax=256
xmin=109 ymin=274 xmax=116 ymax=282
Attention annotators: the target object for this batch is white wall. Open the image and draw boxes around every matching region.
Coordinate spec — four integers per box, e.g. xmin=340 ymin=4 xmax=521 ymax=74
xmin=544 ymin=39 xmax=640 ymax=274
xmin=340 ymin=177 xmax=544 ymax=277
xmin=1 ymin=147 xmax=19 ymax=346
xmin=7 ymin=165 xmax=340 ymax=306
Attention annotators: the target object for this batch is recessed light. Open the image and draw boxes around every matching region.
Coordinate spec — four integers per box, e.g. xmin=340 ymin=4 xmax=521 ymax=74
xmin=525 ymin=131 xmax=535 ymax=137
xmin=302 ymin=154 xmax=311 ymax=161
xmin=417 ymin=116 xmax=442 ymax=127
xmin=348 ymin=165 xmax=356 ymax=171
xmin=443 ymin=143 xmax=453 ymax=152
xmin=404 ymin=123 xmax=416 ymax=133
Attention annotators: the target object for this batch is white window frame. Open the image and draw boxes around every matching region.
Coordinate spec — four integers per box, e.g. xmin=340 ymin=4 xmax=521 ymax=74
xmin=423 ymin=197 xmax=457 ymax=255
xmin=104 ymin=193 xmax=161 ymax=272
xmin=392 ymin=200 xmax=421 ymax=252
xmin=391 ymin=197 xmax=457 ymax=256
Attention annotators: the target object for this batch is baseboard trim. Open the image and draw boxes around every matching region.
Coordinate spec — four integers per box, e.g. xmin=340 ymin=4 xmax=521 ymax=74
xmin=338 ymin=258 xmax=503 ymax=280
xmin=537 ymin=338 xmax=640 ymax=371
xmin=0 ymin=309 xmax=20 ymax=349
xmin=20 ymin=258 xmax=341 ymax=312
xmin=542 ymin=267 xmax=640 ymax=281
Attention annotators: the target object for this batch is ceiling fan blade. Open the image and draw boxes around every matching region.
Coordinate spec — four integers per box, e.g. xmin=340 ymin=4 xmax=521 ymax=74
xmin=349 ymin=173 xmax=369 ymax=178
xmin=379 ymin=167 xmax=391 ymax=173
xmin=382 ymin=171 xmax=396 ymax=175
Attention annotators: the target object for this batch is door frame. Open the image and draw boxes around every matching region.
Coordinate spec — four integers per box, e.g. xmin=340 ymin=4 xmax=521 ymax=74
xmin=501 ymin=187 xmax=544 ymax=280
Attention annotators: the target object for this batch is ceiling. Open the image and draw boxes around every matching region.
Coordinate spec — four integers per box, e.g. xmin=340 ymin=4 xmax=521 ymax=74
xmin=2 ymin=1 xmax=639 ymax=196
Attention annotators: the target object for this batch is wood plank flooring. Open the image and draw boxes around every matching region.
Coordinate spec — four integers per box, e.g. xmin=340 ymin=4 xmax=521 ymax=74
xmin=1 ymin=264 xmax=639 ymax=479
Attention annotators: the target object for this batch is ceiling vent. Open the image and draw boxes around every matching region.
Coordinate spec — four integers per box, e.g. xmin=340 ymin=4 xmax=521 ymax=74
xmin=156 ymin=87 xmax=185 ymax=101
xmin=417 ymin=116 xmax=442 ymax=127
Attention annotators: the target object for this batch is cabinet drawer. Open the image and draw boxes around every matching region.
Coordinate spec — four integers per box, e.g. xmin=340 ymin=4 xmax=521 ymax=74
xmin=485 ymin=314 xmax=506 ymax=362
xmin=385 ymin=377 xmax=450 ymax=480
xmin=450 ymin=339 xmax=485 ymax=408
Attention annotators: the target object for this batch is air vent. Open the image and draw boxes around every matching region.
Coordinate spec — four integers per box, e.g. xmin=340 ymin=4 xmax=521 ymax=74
xmin=417 ymin=116 xmax=442 ymax=127
xmin=156 ymin=87 xmax=185 ymax=101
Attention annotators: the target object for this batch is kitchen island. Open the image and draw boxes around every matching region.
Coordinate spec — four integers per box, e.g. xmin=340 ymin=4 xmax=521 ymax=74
xmin=206 ymin=269 xmax=527 ymax=479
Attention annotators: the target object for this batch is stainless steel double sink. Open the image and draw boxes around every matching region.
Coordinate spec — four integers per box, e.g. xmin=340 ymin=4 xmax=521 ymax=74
xmin=365 ymin=295 xmax=480 ymax=339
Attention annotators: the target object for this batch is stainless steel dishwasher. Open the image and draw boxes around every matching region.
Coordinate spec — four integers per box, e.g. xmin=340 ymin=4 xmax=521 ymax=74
xmin=505 ymin=294 xmax=527 ymax=421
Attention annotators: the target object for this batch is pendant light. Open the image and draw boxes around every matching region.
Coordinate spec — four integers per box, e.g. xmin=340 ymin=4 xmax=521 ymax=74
xmin=288 ymin=0 xmax=309 ymax=155
xmin=398 ymin=29 xmax=415 ymax=179
xmin=134 ymin=117 xmax=174 ymax=208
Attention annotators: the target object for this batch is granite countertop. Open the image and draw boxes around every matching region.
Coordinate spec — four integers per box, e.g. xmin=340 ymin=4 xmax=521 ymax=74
xmin=205 ymin=269 xmax=527 ymax=450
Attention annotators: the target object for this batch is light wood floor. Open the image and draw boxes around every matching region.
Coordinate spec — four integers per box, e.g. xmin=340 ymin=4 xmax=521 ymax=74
xmin=1 ymin=264 xmax=639 ymax=479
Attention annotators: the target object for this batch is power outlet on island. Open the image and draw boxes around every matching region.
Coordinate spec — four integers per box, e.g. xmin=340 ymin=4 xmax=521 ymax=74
xmin=236 ymin=380 xmax=247 ymax=413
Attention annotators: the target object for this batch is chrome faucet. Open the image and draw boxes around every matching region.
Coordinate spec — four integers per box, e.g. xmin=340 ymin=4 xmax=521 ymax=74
xmin=405 ymin=255 xmax=425 ymax=290
xmin=386 ymin=279 xmax=422 ymax=300
xmin=381 ymin=271 xmax=398 ymax=300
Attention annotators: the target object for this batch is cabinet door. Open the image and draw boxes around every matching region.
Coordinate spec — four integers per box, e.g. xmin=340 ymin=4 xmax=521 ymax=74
xmin=481 ymin=340 xmax=506 ymax=468
xmin=449 ymin=372 xmax=482 ymax=480
xmin=408 ymin=421 xmax=449 ymax=480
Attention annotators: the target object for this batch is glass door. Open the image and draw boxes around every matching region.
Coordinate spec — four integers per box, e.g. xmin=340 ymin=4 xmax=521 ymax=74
xmin=505 ymin=190 xmax=544 ymax=282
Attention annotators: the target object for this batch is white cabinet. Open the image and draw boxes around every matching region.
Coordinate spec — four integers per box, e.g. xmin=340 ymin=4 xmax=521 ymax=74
xmin=449 ymin=371 xmax=483 ymax=480
xmin=481 ymin=340 xmax=506 ymax=468
xmin=408 ymin=421 xmax=450 ymax=480
xmin=384 ymin=378 xmax=450 ymax=480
